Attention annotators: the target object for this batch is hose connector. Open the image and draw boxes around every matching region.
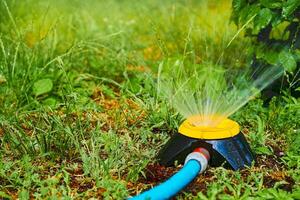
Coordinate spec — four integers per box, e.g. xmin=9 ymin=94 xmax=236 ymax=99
xmin=129 ymin=147 xmax=210 ymax=199
xmin=184 ymin=148 xmax=210 ymax=173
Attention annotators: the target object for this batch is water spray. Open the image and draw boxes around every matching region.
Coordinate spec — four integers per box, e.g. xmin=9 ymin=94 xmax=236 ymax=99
xmin=130 ymin=53 xmax=283 ymax=199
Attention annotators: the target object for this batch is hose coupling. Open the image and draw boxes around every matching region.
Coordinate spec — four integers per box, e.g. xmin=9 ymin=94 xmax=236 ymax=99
xmin=184 ymin=148 xmax=210 ymax=173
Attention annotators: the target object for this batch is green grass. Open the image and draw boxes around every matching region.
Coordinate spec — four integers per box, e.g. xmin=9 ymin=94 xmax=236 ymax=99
xmin=0 ymin=0 xmax=300 ymax=199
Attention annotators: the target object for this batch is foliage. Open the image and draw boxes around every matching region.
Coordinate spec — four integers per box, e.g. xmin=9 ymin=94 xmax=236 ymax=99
xmin=232 ymin=0 xmax=300 ymax=93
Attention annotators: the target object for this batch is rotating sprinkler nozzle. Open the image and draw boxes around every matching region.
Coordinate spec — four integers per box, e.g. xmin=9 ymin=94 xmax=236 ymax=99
xmin=158 ymin=116 xmax=254 ymax=170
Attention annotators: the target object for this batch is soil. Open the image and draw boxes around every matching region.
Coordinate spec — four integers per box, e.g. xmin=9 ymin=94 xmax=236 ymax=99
xmin=131 ymin=153 xmax=295 ymax=197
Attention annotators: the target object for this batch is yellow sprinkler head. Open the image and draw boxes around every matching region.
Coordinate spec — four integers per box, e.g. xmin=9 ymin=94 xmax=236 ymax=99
xmin=158 ymin=115 xmax=254 ymax=170
xmin=178 ymin=115 xmax=240 ymax=139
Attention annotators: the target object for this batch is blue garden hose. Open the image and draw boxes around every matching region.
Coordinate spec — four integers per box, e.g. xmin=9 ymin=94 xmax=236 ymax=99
xmin=130 ymin=148 xmax=209 ymax=200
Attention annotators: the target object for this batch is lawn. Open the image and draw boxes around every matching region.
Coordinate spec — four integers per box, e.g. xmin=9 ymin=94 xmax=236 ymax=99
xmin=0 ymin=0 xmax=300 ymax=199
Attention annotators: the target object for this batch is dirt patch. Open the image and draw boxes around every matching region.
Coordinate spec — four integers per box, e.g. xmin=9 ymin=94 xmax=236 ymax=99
xmin=268 ymin=141 xmax=286 ymax=157
xmin=63 ymin=162 xmax=95 ymax=194
xmin=255 ymin=154 xmax=285 ymax=170
xmin=91 ymin=86 xmax=147 ymax=131
xmin=264 ymin=171 xmax=295 ymax=192
xmin=2 ymin=188 xmax=18 ymax=199
xmin=151 ymin=126 xmax=176 ymax=136
xmin=127 ymin=163 xmax=179 ymax=195
xmin=141 ymin=163 xmax=179 ymax=184
xmin=132 ymin=153 xmax=295 ymax=197
xmin=69 ymin=175 xmax=94 ymax=193
xmin=0 ymin=127 xmax=4 ymax=137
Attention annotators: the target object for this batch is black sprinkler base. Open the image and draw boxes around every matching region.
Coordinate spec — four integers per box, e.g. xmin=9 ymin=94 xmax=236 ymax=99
xmin=158 ymin=132 xmax=255 ymax=170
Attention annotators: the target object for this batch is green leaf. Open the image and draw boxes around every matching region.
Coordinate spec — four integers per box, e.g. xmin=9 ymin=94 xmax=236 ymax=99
xmin=279 ymin=51 xmax=297 ymax=73
xmin=42 ymin=97 xmax=57 ymax=108
xmin=232 ymin=0 xmax=246 ymax=12
xmin=32 ymin=78 xmax=53 ymax=96
xmin=239 ymin=5 xmax=260 ymax=25
xmin=294 ymin=49 xmax=300 ymax=61
xmin=255 ymin=45 xmax=279 ymax=65
xmin=283 ymin=0 xmax=300 ymax=18
xmin=256 ymin=146 xmax=273 ymax=155
xmin=271 ymin=13 xmax=283 ymax=27
xmin=231 ymin=0 xmax=246 ymax=24
xmin=260 ymin=0 xmax=282 ymax=9
xmin=254 ymin=8 xmax=273 ymax=33
xmin=263 ymin=50 xmax=279 ymax=65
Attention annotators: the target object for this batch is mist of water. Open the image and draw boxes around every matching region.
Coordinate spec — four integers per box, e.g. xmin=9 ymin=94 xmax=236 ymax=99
xmin=158 ymin=59 xmax=283 ymax=127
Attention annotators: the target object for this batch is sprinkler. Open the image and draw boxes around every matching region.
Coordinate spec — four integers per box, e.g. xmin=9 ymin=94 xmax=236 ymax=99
xmin=158 ymin=116 xmax=254 ymax=170
xmin=130 ymin=59 xmax=283 ymax=199
xmin=130 ymin=116 xmax=254 ymax=200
